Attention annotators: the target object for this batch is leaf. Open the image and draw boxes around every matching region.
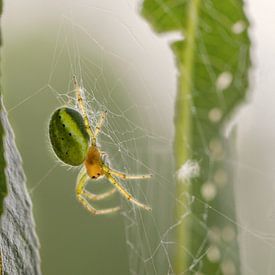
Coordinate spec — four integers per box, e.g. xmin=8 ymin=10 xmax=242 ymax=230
xmin=0 ymin=100 xmax=41 ymax=274
xmin=142 ymin=0 xmax=250 ymax=274
xmin=0 ymin=97 xmax=7 ymax=275
xmin=0 ymin=98 xmax=7 ymax=217
xmin=0 ymin=0 xmax=6 ymax=218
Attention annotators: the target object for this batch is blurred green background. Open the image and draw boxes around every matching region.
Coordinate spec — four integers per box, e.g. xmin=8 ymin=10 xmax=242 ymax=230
xmin=1 ymin=1 xmax=175 ymax=274
xmin=2 ymin=0 xmax=275 ymax=274
xmin=3 ymin=24 xmax=132 ymax=275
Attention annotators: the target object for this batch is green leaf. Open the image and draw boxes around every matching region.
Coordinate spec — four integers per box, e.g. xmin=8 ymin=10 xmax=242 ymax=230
xmin=142 ymin=0 xmax=250 ymax=274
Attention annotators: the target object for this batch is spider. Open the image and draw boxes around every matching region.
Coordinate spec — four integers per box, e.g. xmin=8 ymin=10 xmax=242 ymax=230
xmin=49 ymin=77 xmax=152 ymax=215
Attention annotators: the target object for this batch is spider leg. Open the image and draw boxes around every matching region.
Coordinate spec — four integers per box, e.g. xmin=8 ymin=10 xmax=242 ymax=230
xmin=104 ymin=172 xmax=151 ymax=211
xmin=94 ymin=111 xmax=107 ymax=141
xmin=76 ymin=168 xmax=120 ymax=215
xmin=77 ymin=195 xmax=120 ymax=215
xmin=73 ymin=76 xmax=95 ymax=140
xmin=103 ymin=165 xmax=152 ymax=180
xmin=82 ymin=188 xmax=117 ymax=201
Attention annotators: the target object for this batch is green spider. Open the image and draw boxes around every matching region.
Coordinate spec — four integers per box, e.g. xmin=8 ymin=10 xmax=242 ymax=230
xmin=49 ymin=77 xmax=152 ymax=215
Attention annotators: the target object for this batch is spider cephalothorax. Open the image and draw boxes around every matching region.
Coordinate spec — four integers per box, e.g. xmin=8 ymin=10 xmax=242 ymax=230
xmin=84 ymin=146 xmax=104 ymax=179
xmin=49 ymin=77 xmax=152 ymax=215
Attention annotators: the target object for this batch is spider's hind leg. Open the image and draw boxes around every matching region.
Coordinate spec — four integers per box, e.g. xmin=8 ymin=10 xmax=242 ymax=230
xmin=94 ymin=111 xmax=107 ymax=140
xmin=73 ymin=76 xmax=95 ymax=140
xmin=82 ymin=188 xmax=116 ymax=201
xmin=73 ymin=76 xmax=107 ymax=145
xmin=76 ymin=195 xmax=120 ymax=215
xmin=76 ymin=168 xmax=120 ymax=215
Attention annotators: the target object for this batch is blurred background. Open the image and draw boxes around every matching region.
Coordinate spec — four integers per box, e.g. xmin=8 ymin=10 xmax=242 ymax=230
xmin=1 ymin=0 xmax=275 ymax=274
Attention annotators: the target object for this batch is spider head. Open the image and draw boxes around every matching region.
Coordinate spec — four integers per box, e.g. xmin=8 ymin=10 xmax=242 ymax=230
xmin=84 ymin=145 xmax=104 ymax=180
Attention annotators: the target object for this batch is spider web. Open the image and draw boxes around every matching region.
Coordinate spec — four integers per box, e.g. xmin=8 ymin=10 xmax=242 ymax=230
xmin=2 ymin=0 xmax=275 ymax=274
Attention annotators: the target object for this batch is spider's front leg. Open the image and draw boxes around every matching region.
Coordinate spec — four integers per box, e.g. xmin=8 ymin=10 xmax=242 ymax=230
xmin=104 ymin=172 xmax=151 ymax=211
xmin=76 ymin=168 xmax=120 ymax=215
xmin=103 ymin=165 xmax=152 ymax=180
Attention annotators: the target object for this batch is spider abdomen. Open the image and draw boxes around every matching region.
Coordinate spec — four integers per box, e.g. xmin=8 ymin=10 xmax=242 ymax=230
xmin=49 ymin=107 xmax=90 ymax=166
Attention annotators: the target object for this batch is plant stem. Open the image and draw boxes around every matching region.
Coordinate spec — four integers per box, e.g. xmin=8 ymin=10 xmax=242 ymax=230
xmin=174 ymin=0 xmax=200 ymax=273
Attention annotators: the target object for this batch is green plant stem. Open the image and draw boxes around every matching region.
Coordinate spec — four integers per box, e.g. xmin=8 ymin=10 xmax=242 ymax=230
xmin=174 ymin=0 xmax=200 ymax=273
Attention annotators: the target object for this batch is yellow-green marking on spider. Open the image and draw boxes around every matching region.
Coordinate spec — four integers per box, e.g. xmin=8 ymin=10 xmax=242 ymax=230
xmin=49 ymin=107 xmax=89 ymax=166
